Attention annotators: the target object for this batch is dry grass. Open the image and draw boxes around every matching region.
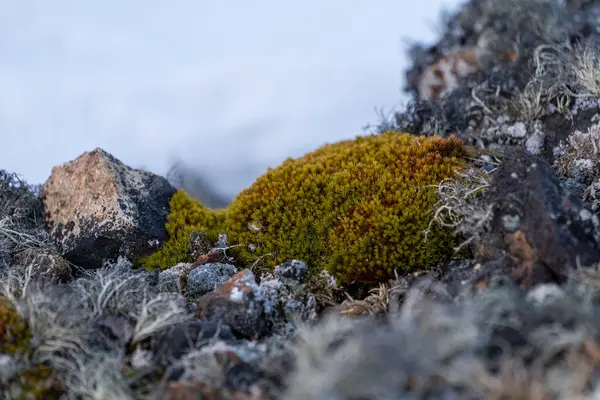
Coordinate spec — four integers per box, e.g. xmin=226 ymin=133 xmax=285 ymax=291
xmin=518 ymin=40 xmax=600 ymax=121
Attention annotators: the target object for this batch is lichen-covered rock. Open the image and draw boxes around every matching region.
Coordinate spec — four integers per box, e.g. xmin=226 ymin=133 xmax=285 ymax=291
xmin=274 ymin=259 xmax=307 ymax=284
xmin=194 ymin=266 xmax=318 ymax=340
xmin=40 ymin=148 xmax=177 ymax=268
xmin=187 ymin=262 xmax=237 ymax=298
xmin=479 ymin=148 xmax=600 ymax=288
xmin=151 ymin=320 xmax=236 ymax=367
xmin=158 ymin=262 xmax=191 ymax=293
xmin=11 ymin=247 xmax=72 ymax=282
xmin=196 ymin=269 xmax=266 ymax=339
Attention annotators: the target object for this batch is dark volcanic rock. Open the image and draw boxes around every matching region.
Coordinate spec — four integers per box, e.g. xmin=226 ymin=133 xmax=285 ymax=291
xmin=40 ymin=148 xmax=176 ymax=268
xmin=480 ymin=148 xmax=600 ymax=288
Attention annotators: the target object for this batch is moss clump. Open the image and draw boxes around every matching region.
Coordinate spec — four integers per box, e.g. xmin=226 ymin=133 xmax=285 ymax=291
xmin=224 ymin=132 xmax=468 ymax=284
xmin=141 ymin=132 xmax=469 ymax=285
xmin=0 ymin=296 xmax=64 ymax=400
xmin=0 ymin=296 xmax=32 ymax=355
xmin=139 ymin=189 xmax=227 ymax=271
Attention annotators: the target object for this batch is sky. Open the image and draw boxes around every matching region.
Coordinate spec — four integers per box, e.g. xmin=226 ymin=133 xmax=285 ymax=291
xmin=1 ymin=0 xmax=463 ymax=198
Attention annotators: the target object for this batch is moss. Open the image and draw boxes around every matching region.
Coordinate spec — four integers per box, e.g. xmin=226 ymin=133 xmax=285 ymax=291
xmin=0 ymin=296 xmax=65 ymax=399
xmin=12 ymin=364 xmax=65 ymax=400
xmin=223 ymin=132 xmax=469 ymax=284
xmin=139 ymin=189 xmax=227 ymax=271
xmin=141 ymin=132 xmax=470 ymax=285
xmin=0 ymin=296 xmax=32 ymax=355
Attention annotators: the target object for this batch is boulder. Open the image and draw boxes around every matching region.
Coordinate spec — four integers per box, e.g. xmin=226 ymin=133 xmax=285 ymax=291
xmin=479 ymin=148 xmax=600 ymax=288
xmin=40 ymin=148 xmax=176 ymax=268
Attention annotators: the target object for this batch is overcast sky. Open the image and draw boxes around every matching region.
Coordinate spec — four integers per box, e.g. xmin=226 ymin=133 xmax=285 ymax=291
xmin=1 ymin=0 xmax=462 ymax=198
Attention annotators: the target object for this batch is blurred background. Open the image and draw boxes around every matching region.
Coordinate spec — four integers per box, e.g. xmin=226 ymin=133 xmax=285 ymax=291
xmin=0 ymin=0 xmax=464 ymax=206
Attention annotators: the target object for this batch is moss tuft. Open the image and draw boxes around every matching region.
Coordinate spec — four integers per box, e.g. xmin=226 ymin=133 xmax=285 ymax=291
xmin=224 ymin=132 xmax=469 ymax=284
xmin=0 ymin=296 xmax=32 ymax=355
xmin=139 ymin=189 xmax=226 ymax=271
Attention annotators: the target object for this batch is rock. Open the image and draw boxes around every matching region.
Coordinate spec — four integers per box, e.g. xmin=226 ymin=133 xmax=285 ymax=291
xmin=40 ymin=148 xmax=176 ymax=268
xmin=11 ymin=247 xmax=72 ymax=282
xmin=417 ymin=47 xmax=479 ymax=101
xmin=154 ymin=382 xmax=258 ymax=400
xmin=525 ymin=283 xmax=566 ymax=307
xmin=188 ymin=230 xmax=211 ymax=260
xmin=259 ymin=277 xmax=318 ymax=337
xmin=151 ymin=337 xmax=287 ymax=400
xmin=274 ymin=259 xmax=307 ymax=284
xmin=152 ymin=320 xmax=236 ymax=366
xmin=96 ymin=315 xmax=134 ymax=346
xmin=196 ymin=269 xmax=266 ymax=339
xmin=480 ymin=148 xmax=600 ymax=288
xmin=158 ymin=263 xmax=191 ymax=293
xmin=0 ymin=354 xmax=17 ymax=385
xmin=187 ymin=263 xmax=237 ymax=298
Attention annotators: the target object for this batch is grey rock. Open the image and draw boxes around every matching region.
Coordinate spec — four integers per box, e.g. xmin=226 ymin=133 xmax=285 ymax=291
xmin=0 ymin=354 xmax=17 ymax=385
xmin=96 ymin=315 xmax=134 ymax=346
xmin=158 ymin=263 xmax=190 ymax=293
xmin=187 ymin=262 xmax=237 ymax=297
xmin=152 ymin=320 xmax=236 ymax=366
xmin=274 ymin=259 xmax=307 ymax=283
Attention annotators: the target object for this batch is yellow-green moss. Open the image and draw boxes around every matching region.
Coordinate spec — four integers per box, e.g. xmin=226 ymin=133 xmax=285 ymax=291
xmin=224 ymin=132 xmax=468 ymax=284
xmin=139 ymin=189 xmax=227 ymax=271
xmin=141 ymin=132 xmax=470 ymax=285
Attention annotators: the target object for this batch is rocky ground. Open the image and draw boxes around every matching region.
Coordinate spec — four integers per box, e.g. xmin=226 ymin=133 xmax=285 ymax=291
xmin=5 ymin=0 xmax=600 ymax=399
